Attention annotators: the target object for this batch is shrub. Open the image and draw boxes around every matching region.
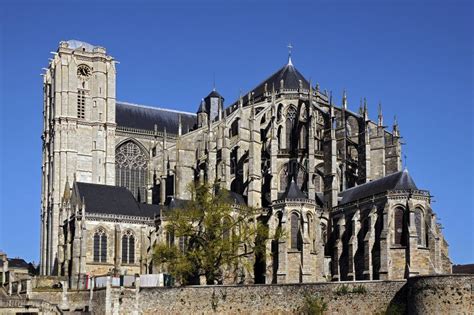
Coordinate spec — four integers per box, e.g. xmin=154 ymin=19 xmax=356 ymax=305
xmin=352 ymin=284 xmax=368 ymax=294
xmin=334 ymin=284 xmax=350 ymax=295
xmin=301 ymin=295 xmax=328 ymax=315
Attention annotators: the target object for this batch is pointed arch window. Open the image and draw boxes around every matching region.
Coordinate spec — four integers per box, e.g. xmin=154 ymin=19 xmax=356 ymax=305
xmin=115 ymin=140 xmax=149 ymax=201
xmin=290 ymin=212 xmax=302 ymax=250
xmin=286 ymin=106 xmax=297 ymax=151
xmin=122 ymin=230 xmax=135 ymax=264
xmin=394 ymin=207 xmax=407 ymax=246
xmin=93 ymin=228 xmax=107 ymax=263
xmin=415 ymin=208 xmax=424 ymax=246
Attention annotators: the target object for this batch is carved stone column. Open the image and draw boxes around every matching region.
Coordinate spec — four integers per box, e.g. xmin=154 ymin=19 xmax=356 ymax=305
xmin=348 ymin=210 xmax=360 ymax=280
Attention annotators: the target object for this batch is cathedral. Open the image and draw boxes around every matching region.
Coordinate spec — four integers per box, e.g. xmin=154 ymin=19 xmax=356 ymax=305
xmin=40 ymin=40 xmax=451 ymax=286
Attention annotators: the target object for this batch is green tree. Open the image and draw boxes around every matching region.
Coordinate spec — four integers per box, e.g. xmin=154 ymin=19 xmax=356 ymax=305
xmin=152 ymin=183 xmax=267 ymax=285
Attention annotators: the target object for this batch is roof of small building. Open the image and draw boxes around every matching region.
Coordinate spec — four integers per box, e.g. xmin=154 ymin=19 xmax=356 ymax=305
xmin=452 ymin=264 xmax=474 ymax=274
xmin=7 ymin=258 xmax=31 ymax=269
xmin=116 ymin=102 xmax=196 ymax=134
xmin=339 ymin=169 xmax=418 ymax=205
xmin=76 ymin=182 xmax=160 ymax=218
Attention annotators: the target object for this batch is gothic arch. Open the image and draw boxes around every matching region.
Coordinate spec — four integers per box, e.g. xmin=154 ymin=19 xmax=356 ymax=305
xmin=93 ymin=227 xmax=108 ymax=263
xmin=122 ymin=230 xmax=135 ymax=264
xmin=393 ymin=206 xmax=407 ymax=246
xmin=115 ymin=139 xmax=149 ymax=201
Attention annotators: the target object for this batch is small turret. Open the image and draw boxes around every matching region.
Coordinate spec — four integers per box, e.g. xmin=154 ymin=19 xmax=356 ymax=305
xmin=197 ymin=89 xmax=224 ymax=127
xmin=393 ymin=115 xmax=400 ymax=137
xmin=197 ymin=98 xmax=208 ymax=128
xmin=342 ymin=89 xmax=347 ymax=110
xmin=378 ymin=102 xmax=384 ymax=127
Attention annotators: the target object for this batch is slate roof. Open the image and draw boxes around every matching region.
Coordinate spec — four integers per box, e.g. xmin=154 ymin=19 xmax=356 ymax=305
xmin=76 ymin=182 xmax=160 ymax=218
xmin=281 ymin=179 xmax=307 ymax=200
xmin=228 ymin=191 xmax=246 ymax=205
xmin=453 ymin=264 xmax=474 ymax=274
xmin=252 ymin=62 xmax=310 ymax=95
xmin=7 ymin=258 xmax=30 ymax=269
xmin=339 ymin=169 xmax=418 ymax=205
xmin=116 ymin=102 xmax=196 ymax=134
xmin=225 ymin=60 xmax=311 ymax=113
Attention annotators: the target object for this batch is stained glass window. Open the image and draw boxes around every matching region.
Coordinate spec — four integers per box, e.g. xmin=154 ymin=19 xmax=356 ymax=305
xmin=122 ymin=230 xmax=135 ymax=264
xmin=93 ymin=228 xmax=107 ymax=263
xmin=116 ymin=141 xmax=148 ymax=201
xmin=415 ymin=209 xmax=424 ymax=246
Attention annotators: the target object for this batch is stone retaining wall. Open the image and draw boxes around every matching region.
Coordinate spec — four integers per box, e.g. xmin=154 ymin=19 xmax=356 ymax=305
xmin=407 ymin=274 xmax=473 ymax=314
xmin=2 ymin=275 xmax=472 ymax=314
xmin=130 ymin=281 xmax=406 ymax=314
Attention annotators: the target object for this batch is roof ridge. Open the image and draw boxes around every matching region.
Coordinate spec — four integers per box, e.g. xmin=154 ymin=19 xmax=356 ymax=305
xmin=117 ymin=101 xmax=197 ymax=116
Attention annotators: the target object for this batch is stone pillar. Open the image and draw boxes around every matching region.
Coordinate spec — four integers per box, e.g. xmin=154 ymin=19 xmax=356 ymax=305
xmin=301 ymin=210 xmax=313 ymax=282
xmin=79 ymin=223 xmax=87 ymax=278
xmin=348 ymin=210 xmax=360 ymax=281
xmin=332 ymin=216 xmax=345 ymax=281
xmin=370 ymin=122 xmax=386 ymax=180
xmin=71 ymin=219 xmax=82 ymax=287
xmin=270 ymin=126 xmax=279 ymax=202
xmin=406 ymin=200 xmax=419 ymax=277
xmin=114 ymin=224 xmax=122 ymax=276
xmin=324 ymin=107 xmax=338 ymax=208
xmin=222 ymin=126 xmax=231 ymax=190
xmin=247 ymin=113 xmax=261 ymax=208
xmin=363 ymin=206 xmax=377 ymax=280
xmin=277 ymin=211 xmax=288 ymax=283
xmin=379 ymin=204 xmax=390 ymax=280
xmin=160 ymin=177 xmax=166 ymax=205
xmin=307 ymin=117 xmax=316 ymax=199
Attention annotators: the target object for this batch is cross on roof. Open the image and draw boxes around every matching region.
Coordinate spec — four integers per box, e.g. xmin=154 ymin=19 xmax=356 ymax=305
xmin=287 ymin=43 xmax=293 ymax=65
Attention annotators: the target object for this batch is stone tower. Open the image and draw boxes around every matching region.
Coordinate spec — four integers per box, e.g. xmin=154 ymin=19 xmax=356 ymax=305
xmin=40 ymin=40 xmax=116 ymax=275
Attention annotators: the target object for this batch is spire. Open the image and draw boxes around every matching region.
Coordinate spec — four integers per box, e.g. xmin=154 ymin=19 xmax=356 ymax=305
xmin=393 ymin=115 xmax=399 ymax=137
xmin=342 ymin=89 xmax=347 ymax=110
xmin=287 ymin=43 xmax=293 ymax=66
xmin=363 ymin=98 xmax=369 ymax=120
xmin=378 ymin=102 xmax=384 ymax=127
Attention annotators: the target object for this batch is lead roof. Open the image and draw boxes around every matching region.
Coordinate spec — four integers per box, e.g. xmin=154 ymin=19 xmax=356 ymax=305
xmin=338 ymin=169 xmax=418 ymax=205
xmin=116 ymin=102 xmax=196 ymax=134
xmin=76 ymin=182 xmax=160 ymax=218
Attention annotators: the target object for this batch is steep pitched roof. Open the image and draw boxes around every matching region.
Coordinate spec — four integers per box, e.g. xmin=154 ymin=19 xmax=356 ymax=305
xmin=253 ymin=62 xmax=310 ymax=95
xmin=281 ymin=179 xmax=307 ymax=200
xmin=227 ymin=61 xmax=311 ymax=111
xmin=339 ymin=169 xmax=418 ymax=205
xmin=116 ymin=102 xmax=196 ymax=134
xmin=75 ymin=182 xmax=159 ymax=218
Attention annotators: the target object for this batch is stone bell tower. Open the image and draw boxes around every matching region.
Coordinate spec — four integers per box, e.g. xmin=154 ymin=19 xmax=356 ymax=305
xmin=40 ymin=40 xmax=116 ymax=275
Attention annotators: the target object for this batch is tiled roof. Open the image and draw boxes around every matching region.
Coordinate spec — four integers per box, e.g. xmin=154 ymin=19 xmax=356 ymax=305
xmin=76 ymin=182 xmax=160 ymax=218
xmin=116 ymin=102 xmax=196 ymax=134
xmin=339 ymin=169 xmax=418 ymax=205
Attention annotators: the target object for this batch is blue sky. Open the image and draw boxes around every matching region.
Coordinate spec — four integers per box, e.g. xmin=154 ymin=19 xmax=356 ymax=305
xmin=0 ymin=0 xmax=472 ymax=264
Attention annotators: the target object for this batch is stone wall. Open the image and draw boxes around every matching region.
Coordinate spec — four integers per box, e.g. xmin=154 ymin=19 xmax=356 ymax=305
xmin=119 ymin=281 xmax=407 ymax=314
xmin=3 ymin=275 xmax=472 ymax=314
xmin=407 ymin=275 xmax=474 ymax=314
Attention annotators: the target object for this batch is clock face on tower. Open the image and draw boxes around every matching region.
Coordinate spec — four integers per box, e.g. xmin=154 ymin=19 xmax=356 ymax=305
xmin=77 ymin=64 xmax=91 ymax=79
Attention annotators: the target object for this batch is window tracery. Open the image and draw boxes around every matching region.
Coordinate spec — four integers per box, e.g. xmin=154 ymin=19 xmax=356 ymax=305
xmin=93 ymin=228 xmax=107 ymax=263
xmin=115 ymin=141 xmax=148 ymax=201
xmin=122 ymin=230 xmax=135 ymax=264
